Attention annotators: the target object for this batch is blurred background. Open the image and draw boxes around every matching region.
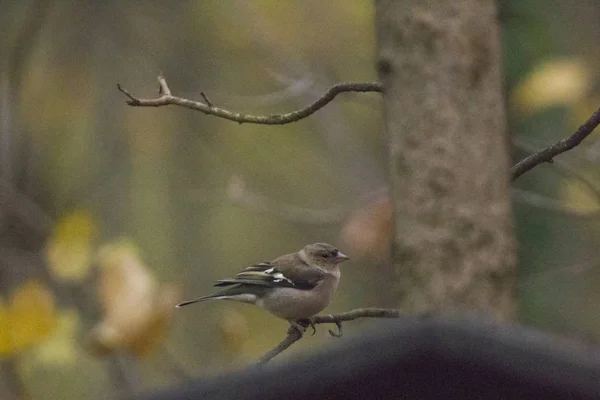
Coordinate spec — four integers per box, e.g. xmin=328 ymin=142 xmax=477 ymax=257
xmin=1 ymin=1 xmax=600 ymax=399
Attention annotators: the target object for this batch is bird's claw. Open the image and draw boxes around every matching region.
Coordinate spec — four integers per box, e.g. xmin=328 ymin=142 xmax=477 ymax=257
xmin=290 ymin=317 xmax=341 ymax=338
xmin=328 ymin=320 xmax=343 ymax=337
xmin=288 ymin=321 xmax=306 ymax=337
xmin=306 ymin=317 xmax=317 ymax=336
xmin=290 ymin=318 xmax=317 ymax=337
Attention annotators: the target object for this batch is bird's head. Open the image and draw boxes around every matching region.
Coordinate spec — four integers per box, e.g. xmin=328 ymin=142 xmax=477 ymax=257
xmin=301 ymin=242 xmax=350 ymax=270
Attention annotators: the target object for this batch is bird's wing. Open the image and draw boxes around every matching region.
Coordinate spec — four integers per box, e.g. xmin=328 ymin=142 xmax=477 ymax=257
xmin=270 ymin=253 xmax=327 ymax=287
xmin=213 ymin=261 xmax=297 ymax=288
xmin=213 ymin=253 xmax=325 ymax=290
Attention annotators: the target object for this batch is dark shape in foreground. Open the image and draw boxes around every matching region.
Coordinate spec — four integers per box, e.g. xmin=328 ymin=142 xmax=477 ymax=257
xmin=138 ymin=316 xmax=600 ymax=400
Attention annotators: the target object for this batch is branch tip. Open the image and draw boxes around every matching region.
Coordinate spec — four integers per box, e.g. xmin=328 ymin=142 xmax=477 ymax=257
xmin=157 ymin=75 xmax=171 ymax=96
xmin=200 ymin=92 xmax=213 ymax=107
xmin=511 ymin=106 xmax=600 ymax=180
xmin=116 ymin=84 xmax=140 ymax=104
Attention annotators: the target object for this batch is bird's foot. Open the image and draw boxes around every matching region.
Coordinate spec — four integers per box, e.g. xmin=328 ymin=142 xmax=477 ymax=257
xmin=303 ymin=317 xmax=317 ymax=336
xmin=328 ymin=320 xmax=343 ymax=337
xmin=289 ymin=318 xmax=317 ymax=337
xmin=288 ymin=320 xmax=307 ymax=337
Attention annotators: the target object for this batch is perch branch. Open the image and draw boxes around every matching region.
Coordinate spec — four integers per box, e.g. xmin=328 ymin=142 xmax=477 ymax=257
xmin=511 ymin=106 xmax=600 ymax=180
xmin=117 ymin=75 xmax=383 ymax=125
xmin=257 ymin=308 xmax=402 ymax=365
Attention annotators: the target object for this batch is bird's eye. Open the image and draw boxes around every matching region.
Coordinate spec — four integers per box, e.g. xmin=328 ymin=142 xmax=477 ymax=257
xmin=320 ymin=252 xmax=330 ymax=258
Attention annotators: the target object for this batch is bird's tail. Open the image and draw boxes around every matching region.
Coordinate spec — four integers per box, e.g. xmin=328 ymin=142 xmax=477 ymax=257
xmin=176 ymin=285 xmax=260 ymax=308
xmin=175 ymin=296 xmax=216 ymax=308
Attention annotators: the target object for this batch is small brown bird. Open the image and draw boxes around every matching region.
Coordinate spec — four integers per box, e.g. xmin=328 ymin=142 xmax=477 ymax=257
xmin=177 ymin=243 xmax=349 ymax=333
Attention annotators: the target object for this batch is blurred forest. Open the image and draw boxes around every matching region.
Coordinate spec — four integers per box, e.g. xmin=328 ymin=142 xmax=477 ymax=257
xmin=1 ymin=1 xmax=600 ymax=399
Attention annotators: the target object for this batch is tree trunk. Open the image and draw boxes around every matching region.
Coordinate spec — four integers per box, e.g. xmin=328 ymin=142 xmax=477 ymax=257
xmin=375 ymin=1 xmax=516 ymax=320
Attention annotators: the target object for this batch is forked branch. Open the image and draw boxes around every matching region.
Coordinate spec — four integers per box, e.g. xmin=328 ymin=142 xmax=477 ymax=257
xmin=117 ymin=75 xmax=383 ymax=125
xmin=257 ymin=308 xmax=402 ymax=365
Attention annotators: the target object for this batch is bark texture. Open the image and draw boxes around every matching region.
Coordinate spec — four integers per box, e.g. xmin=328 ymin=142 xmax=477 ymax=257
xmin=376 ymin=1 xmax=516 ymax=320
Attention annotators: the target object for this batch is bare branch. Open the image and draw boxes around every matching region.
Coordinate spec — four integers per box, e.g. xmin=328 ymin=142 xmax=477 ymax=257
xmin=511 ymin=106 xmax=600 ymax=180
xmin=257 ymin=328 xmax=304 ymax=365
xmin=312 ymin=308 xmax=402 ymax=323
xmin=257 ymin=308 xmax=402 ymax=365
xmin=117 ymin=76 xmax=383 ymax=125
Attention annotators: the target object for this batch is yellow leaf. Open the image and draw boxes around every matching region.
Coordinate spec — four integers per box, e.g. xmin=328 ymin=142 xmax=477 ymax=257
xmin=9 ymin=280 xmax=57 ymax=353
xmin=559 ymin=179 xmax=600 ymax=214
xmin=0 ymin=298 xmax=10 ymax=356
xmin=96 ymin=240 xmax=157 ymax=327
xmin=46 ymin=210 xmax=97 ymax=282
xmin=0 ymin=280 xmax=58 ymax=357
xmin=512 ymin=59 xmax=590 ymax=114
xmin=31 ymin=309 xmax=80 ymax=365
xmin=570 ymin=96 xmax=600 ymax=130
xmin=88 ymin=240 xmax=182 ymax=357
xmin=129 ymin=284 xmax=182 ymax=357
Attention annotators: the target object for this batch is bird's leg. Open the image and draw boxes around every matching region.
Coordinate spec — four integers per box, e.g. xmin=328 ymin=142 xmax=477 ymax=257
xmin=288 ymin=320 xmax=307 ymax=338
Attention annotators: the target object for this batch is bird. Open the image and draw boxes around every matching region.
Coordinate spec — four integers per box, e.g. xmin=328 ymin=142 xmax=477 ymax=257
xmin=176 ymin=243 xmax=349 ymax=335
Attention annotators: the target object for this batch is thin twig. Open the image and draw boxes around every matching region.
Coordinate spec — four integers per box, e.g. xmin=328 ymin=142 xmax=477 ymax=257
xmin=312 ymin=308 xmax=402 ymax=323
xmin=117 ymin=76 xmax=383 ymax=125
xmin=257 ymin=308 xmax=402 ymax=365
xmin=200 ymin=92 xmax=213 ymax=107
xmin=511 ymin=106 xmax=600 ymax=180
xmin=511 ymin=137 xmax=600 ymax=217
xmin=513 ymin=136 xmax=600 ymax=197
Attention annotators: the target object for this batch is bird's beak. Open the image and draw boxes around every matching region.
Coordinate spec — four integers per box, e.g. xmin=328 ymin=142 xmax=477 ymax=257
xmin=335 ymin=252 xmax=350 ymax=263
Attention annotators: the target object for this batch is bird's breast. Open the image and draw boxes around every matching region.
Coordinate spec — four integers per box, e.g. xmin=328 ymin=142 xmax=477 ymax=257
xmin=259 ymin=275 xmax=339 ymax=320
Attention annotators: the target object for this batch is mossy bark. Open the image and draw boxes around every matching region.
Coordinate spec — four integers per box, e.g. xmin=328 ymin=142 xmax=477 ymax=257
xmin=376 ymin=1 xmax=516 ymax=320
